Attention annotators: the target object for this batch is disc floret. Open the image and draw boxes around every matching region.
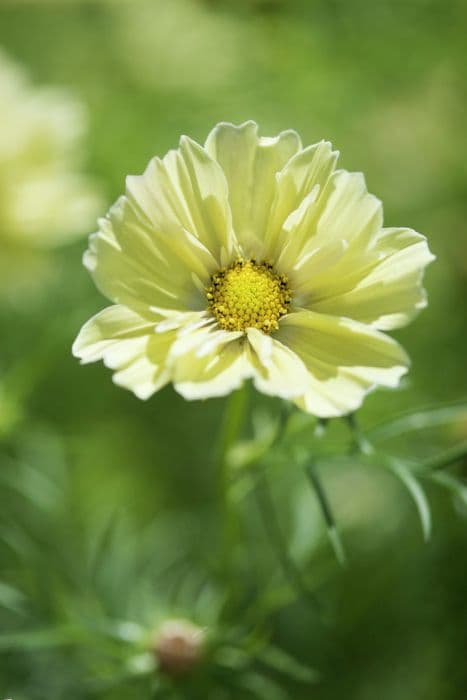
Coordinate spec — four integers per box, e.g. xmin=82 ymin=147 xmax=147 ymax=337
xmin=206 ymin=258 xmax=292 ymax=333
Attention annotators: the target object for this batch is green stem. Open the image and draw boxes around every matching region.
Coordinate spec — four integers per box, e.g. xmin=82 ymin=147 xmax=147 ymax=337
xmin=214 ymin=385 xmax=249 ymax=583
xmin=216 ymin=386 xmax=249 ymax=468
xmin=304 ymin=462 xmax=346 ymax=566
xmin=346 ymin=413 xmax=374 ymax=455
xmin=253 ymin=468 xmax=320 ymax=610
xmin=314 ymin=417 xmax=329 ymax=438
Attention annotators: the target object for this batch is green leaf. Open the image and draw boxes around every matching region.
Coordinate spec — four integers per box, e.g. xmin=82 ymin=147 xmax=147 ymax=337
xmin=428 ymin=471 xmax=467 ymax=507
xmin=384 ymin=459 xmax=432 ymax=541
xmin=256 ymin=644 xmax=320 ymax=683
xmin=368 ymin=402 xmax=467 ymax=442
xmin=214 ymin=645 xmax=250 ymax=671
xmin=415 ymin=440 xmax=467 ymax=473
xmin=0 ymin=625 xmax=78 ymax=651
xmin=238 ymin=671 xmax=289 ymax=700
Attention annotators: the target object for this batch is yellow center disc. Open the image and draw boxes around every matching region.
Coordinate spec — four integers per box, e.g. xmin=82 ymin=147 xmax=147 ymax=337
xmin=206 ymin=259 xmax=292 ymax=333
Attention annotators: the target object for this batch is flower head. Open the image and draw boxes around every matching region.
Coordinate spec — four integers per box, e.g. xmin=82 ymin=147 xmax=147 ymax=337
xmin=73 ymin=122 xmax=434 ymax=416
xmin=0 ymin=50 xmax=102 ymax=299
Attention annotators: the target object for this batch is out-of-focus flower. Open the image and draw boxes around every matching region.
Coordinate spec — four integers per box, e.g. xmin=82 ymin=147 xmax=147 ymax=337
xmin=0 ymin=49 xmax=102 ymax=300
xmin=73 ymin=121 xmax=434 ymax=416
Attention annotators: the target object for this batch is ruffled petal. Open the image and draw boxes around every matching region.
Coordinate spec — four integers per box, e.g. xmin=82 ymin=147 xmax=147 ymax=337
xmin=264 ymin=140 xmax=339 ymax=263
xmin=276 ymin=170 xmax=384 ymax=303
xmin=246 ymin=328 xmax=311 ymax=399
xmin=72 ymin=305 xmax=173 ymax=399
xmin=169 ymin=321 xmax=242 ymax=360
xmin=205 ymin=121 xmax=301 ymax=254
xmin=309 ymin=227 xmax=435 ymax=330
xmin=126 ymin=135 xmax=235 ymax=262
xmin=285 ymin=171 xmax=383 ymax=308
xmin=84 ymin=195 xmax=218 ymax=317
xmin=294 ymin=373 xmax=369 ymax=417
xmin=84 ymin=134 xmax=238 ymax=317
xmin=170 ymin=323 xmax=252 ymax=399
xmin=312 ymin=170 xmax=383 ymax=250
xmin=277 ymin=310 xmax=409 ymax=416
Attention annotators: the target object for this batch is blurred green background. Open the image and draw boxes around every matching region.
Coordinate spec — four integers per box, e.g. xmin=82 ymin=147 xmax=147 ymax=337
xmin=0 ymin=0 xmax=466 ymax=698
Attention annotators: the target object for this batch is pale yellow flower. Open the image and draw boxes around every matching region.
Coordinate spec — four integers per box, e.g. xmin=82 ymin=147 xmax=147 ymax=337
xmin=0 ymin=50 xmax=102 ymax=299
xmin=73 ymin=122 xmax=434 ymax=416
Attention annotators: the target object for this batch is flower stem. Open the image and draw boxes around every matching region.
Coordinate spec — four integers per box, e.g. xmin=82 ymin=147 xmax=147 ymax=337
xmin=304 ymin=462 xmax=347 ymax=567
xmin=216 ymin=385 xmax=249 ymax=469
xmin=346 ymin=412 xmax=374 ymax=455
xmin=214 ymin=384 xmax=249 ymax=585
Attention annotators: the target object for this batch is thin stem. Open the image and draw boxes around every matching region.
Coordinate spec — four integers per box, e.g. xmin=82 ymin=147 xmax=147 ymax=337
xmin=304 ymin=462 xmax=346 ymax=566
xmin=253 ymin=469 xmax=320 ymax=611
xmin=346 ymin=413 xmax=374 ymax=455
xmin=216 ymin=386 xmax=249 ymax=468
xmin=214 ymin=385 xmax=249 ymax=584
xmin=415 ymin=440 xmax=467 ymax=474
xmin=270 ymin=402 xmax=294 ymax=448
xmin=314 ymin=417 xmax=329 ymax=438
xmin=304 ymin=464 xmax=334 ymax=527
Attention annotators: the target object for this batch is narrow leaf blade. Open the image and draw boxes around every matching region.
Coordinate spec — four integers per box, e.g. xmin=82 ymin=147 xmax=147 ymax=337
xmin=386 ymin=459 xmax=432 ymax=541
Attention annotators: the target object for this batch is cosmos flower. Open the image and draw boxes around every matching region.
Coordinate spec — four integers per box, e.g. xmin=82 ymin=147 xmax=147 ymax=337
xmin=73 ymin=121 xmax=434 ymax=416
xmin=0 ymin=50 xmax=102 ymax=300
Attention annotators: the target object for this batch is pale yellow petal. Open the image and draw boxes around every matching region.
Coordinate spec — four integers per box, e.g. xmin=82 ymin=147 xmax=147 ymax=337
xmin=247 ymin=328 xmax=311 ymax=399
xmin=288 ymin=238 xmax=350 ymax=304
xmin=72 ymin=304 xmax=156 ymax=363
xmin=309 ymin=227 xmax=435 ymax=329
xmin=294 ymin=373 xmax=367 ymax=417
xmin=113 ymin=353 xmax=170 ymax=400
xmin=169 ymin=321 xmax=242 ymax=360
xmin=205 ymin=121 xmax=301 ymax=254
xmin=278 ymin=310 xmax=408 ymax=416
xmin=279 ymin=310 xmax=408 ymax=379
xmin=84 ymin=133 xmax=239 ymax=318
xmin=126 ymin=135 xmax=235 ymax=262
xmin=155 ymin=311 xmax=212 ymax=334
xmin=264 ymin=140 xmax=339 ymax=262
xmin=272 ymin=185 xmax=321 ymax=271
xmin=172 ymin=327 xmax=251 ymax=399
xmin=72 ymin=305 xmax=173 ymax=399
xmin=288 ymin=171 xmax=383 ymax=308
xmin=276 ymin=169 xmax=383 ymax=297
xmin=313 ymin=170 xmax=382 ymax=250
xmin=84 ymin=194 xmax=217 ymax=317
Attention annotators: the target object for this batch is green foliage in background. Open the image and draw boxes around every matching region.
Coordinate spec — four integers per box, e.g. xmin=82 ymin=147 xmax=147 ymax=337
xmin=0 ymin=1 xmax=466 ymax=698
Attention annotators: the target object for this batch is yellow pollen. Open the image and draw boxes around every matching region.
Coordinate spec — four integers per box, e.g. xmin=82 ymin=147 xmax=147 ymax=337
xmin=206 ymin=258 xmax=292 ymax=333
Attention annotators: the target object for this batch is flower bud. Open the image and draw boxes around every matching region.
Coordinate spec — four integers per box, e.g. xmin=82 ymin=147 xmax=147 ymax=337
xmin=154 ymin=619 xmax=205 ymax=676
